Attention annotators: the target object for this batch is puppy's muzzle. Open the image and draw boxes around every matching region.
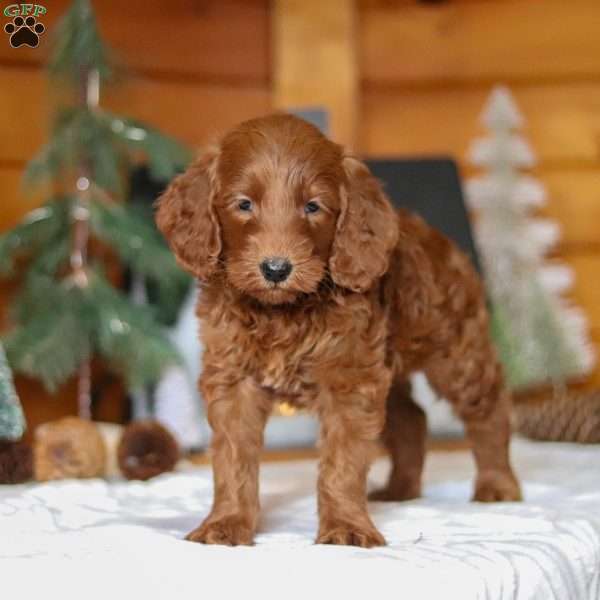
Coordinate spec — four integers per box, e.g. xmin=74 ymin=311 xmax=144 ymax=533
xmin=260 ymin=257 xmax=292 ymax=283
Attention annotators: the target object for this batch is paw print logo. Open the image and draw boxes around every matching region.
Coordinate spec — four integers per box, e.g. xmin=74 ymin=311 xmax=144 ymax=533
xmin=4 ymin=15 xmax=45 ymax=48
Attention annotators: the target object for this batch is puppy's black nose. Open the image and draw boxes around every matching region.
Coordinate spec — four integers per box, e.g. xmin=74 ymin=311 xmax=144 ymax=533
xmin=260 ymin=257 xmax=292 ymax=283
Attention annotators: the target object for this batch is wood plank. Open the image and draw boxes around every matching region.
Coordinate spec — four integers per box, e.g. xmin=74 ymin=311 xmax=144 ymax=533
xmin=465 ymin=170 xmax=600 ymax=250
xmin=0 ymin=0 xmax=270 ymax=84
xmin=360 ymin=0 xmax=600 ymax=86
xmin=16 ymin=377 xmax=79 ymax=440
xmin=0 ymin=69 xmax=49 ymax=165
xmin=0 ymin=167 xmax=47 ymax=233
xmin=105 ymin=76 xmax=271 ymax=150
xmin=360 ymin=83 xmax=600 ymax=166
xmin=540 ymin=171 xmax=600 ymax=249
xmin=565 ymin=253 xmax=600 ymax=327
xmin=0 ymin=68 xmax=270 ymax=164
xmin=272 ymin=0 xmax=358 ymax=148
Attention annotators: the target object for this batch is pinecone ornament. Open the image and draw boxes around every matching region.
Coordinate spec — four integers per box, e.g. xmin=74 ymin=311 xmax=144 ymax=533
xmin=117 ymin=420 xmax=179 ymax=481
xmin=514 ymin=389 xmax=600 ymax=443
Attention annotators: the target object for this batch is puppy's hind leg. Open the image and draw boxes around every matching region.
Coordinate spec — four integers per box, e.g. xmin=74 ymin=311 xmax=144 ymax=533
xmin=463 ymin=388 xmax=522 ymax=502
xmin=426 ymin=339 xmax=522 ymax=503
xmin=369 ymin=378 xmax=427 ymax=502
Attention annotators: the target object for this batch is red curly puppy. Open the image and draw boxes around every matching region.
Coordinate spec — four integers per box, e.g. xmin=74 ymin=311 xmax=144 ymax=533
xmin=156 ymin=114 xmax=521 ymax=548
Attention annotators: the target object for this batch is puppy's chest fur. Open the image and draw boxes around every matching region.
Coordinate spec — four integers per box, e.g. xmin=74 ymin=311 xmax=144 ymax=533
xmin=198 ymin=289 xmax=387 ymax=408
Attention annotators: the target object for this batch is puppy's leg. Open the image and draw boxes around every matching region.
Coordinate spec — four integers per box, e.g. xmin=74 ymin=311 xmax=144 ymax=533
xmin=463 ymin=388 xmax=522 ymax=501
xmin=186 ymin=377 xmax=273 ymax=545
xmin=426 ymin=337 xmax=521 ymax=502
xmin=316 ymin=381 xmax=389 ymax=548
xmin=369 ymin=378 xmax=426 ymax=501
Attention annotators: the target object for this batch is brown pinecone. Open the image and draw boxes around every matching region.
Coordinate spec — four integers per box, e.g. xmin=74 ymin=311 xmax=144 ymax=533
xmin=117 ymin=420 xmax=179 ymax=481
xmin=514 ymin=389 xmax=600 ymax=443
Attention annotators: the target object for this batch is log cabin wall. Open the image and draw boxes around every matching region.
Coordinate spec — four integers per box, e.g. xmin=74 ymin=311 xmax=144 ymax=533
xmin=357 ymin=0 xmax=600 ymax=387
xmin=0 ymin=0 xmax=271 ymax=428
xmin=2 ymin=0 xmax=599 ymax=430
xmin=273 ymin=0 xmax=600 ymax=388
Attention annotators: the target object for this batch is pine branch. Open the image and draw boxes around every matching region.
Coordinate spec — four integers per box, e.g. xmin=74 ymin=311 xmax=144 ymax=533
xmin=88 ymin=272 xmax=180 ymax=390
xmin=3 ymin=0 xmax=190 ymax=400
xmin=48 ymin=0 xmax=113 ymax=82
xmin=24 ymin=109 xmax=189 ymax=193
xmin=105 ymin=114 xmax=191 ymax=180
xmin=4 ymin=278 xmax=92 ymax=392
xmin=26 ymin=235 xmax=71 ymax=278
xmin=24 ymin=108 xmax=122 ymax=192
xmin=4 ymin=311 xmax=90 ymax=393
xmin=88 ymin=197 xmax=190 ymax=300
xmin=5 ymin=271 xmax=180 ymax=392
xmin=0 ymin=199 xmax=72 ymax=276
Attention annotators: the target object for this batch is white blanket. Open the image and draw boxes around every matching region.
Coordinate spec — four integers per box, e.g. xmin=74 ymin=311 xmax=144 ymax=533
xmin=2 ymin=438 xmax=599 ymax=600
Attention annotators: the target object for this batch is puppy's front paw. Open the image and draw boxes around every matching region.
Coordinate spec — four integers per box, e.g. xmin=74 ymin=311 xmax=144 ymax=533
xmin=316 ymin=521 xmax=386 ymax=548
xmin=185 ymin=515 xmax=254 ymax=546
xmin=473 ymin=470 xmax=522 ymax=502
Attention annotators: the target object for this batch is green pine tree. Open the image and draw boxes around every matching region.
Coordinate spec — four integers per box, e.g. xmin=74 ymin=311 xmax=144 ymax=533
xmin=0 ymin=341 xmax=26 ymax=441
xmin=0 ymin=0 xmax=191 ymax=417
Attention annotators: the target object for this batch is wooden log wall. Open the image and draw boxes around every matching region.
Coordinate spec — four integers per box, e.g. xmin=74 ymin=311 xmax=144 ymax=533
xmin=0 ymin=0 xmax=271 ymax=428
xmin=2 ymin=0 xmax=599 ymax=430
xmin=356 ymin=0 xmax=600 ymax=387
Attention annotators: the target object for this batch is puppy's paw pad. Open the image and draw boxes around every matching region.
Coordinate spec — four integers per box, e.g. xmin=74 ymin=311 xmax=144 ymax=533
xmin=316 ymin=523 xmax=385 ymax=547
xmin=473 ymin=471 xmax=522 ymax=502
xmin=185 ymin=516 xmax=254 ymax=546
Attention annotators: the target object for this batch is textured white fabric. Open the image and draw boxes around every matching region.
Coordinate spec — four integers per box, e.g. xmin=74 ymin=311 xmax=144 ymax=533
xmin=1 ymin=438 xmax=599 ymax=599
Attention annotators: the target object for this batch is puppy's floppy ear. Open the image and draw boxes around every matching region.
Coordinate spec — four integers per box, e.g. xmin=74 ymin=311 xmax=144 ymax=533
xmin=155 ymin=150 xmax=221 ymax=281
xmin=329 ymin=157 xmax=399 ymax=292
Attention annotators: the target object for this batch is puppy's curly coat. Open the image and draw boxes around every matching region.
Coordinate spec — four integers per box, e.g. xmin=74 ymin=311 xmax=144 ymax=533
xmin=156 ymin=114 xmax=521 ymax=548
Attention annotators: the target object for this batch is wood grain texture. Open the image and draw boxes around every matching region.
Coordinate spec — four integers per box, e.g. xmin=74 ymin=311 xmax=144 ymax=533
xmin=0 ymin=0 xmax=270 ymax=84
xmin=0 ymin=0 xmax=271 ymax=432
xmin=358 ymin=0 xmax=600 ymax=389
xmin=566 ymin=253 xmax=600 ymax=324
xmin=540 ymin=171 xmax=600 ymax=250
xmin=360 ymin=83 xmax=600 ymax=166
xmin=272 ymin=0 xmax=358 ymax=148
xmin=0 ymin=68 xmax=270 ymax=164
xmin=360 ymin=0 xmax=600 ymax=87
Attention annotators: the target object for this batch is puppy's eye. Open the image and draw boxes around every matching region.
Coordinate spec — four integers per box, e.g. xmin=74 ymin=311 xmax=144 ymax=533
xmin=237 ymin=198 xmax=253 ymax=212
xmin=304 ymin=201 xmax=320 ymax=215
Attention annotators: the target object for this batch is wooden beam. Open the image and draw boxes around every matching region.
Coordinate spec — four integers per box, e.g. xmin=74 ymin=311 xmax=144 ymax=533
xmin=0 ymin=0 xmax=270 ymax=85
xmin=360 ymin=0 xmax=600 ymax=87
xmin=272 ymin=0 xmax=358 ymax=150
xmin=360 ymin=83 xmax=600 ymax=166
xmin=0 ymin=68 xmax=270 ymax=165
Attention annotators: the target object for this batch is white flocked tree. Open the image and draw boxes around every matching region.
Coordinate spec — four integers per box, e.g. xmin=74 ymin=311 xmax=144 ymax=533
xmin=466 ymin=86 xmax=595 ymax=390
